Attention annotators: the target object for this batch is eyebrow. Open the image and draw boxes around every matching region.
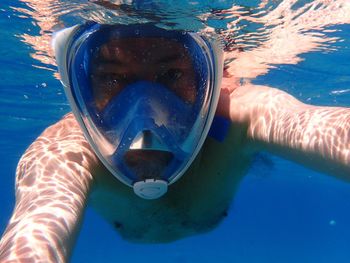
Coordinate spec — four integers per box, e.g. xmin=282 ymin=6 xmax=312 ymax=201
xmin=96 ymin=56 xmax=124 ymax=65
xmin=95 ymin=53 xmax=183 ymax=67
xmin=156 ymin=54 xmax=183 ymax=64
xmin=91 ymin=61 xmax=125 ymax=74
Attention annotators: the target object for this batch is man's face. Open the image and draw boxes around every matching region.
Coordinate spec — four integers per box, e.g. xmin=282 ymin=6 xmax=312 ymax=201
xmin=89 ymin=37 xmax=197 ymax=110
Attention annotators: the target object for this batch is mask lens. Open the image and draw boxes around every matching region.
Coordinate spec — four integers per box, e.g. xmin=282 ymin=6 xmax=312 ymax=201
xmin=66 ymin=23 xmax=221 ymax=190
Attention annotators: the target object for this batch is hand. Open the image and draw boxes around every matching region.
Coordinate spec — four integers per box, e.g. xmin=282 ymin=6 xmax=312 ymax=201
xmin=216 ymin=74 xmax=239 ymax=121
xmin=216 ymin=75 xmax=265 ymax=126
xmin=216 ymin=75 xmax=296 ymax=134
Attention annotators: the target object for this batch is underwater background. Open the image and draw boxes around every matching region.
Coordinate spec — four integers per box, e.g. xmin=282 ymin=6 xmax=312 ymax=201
xmin=1 ymin=0 xmax=350 ymax=262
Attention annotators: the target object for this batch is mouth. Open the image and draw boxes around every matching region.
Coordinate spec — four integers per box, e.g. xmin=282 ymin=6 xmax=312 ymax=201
xmin=123 ymin=149 xmax=173 ymax=180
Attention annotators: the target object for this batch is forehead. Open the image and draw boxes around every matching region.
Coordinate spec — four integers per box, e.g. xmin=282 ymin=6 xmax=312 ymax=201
xmin=93 ymin=37 xmax=192 ymax=63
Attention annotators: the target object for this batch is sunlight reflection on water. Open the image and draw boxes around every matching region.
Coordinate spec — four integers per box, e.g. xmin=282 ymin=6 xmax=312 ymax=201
xmin=8 ymin=0 xmax=349 ymax=83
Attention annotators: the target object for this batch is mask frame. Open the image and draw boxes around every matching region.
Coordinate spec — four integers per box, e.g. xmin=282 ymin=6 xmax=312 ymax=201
xmin=53 ymin=22 xmax=224 ymax=199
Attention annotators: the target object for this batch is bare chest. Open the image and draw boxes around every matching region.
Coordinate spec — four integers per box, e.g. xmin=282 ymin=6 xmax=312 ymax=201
xmin=90 ymin=133 xmax=251 ymax=243
xmin=90 ymin=178 xmax=236 ymax=243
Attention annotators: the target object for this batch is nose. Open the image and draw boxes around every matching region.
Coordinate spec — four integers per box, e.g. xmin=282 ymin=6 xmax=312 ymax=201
xmin=134 ymin=67 xmax=159 ymax=83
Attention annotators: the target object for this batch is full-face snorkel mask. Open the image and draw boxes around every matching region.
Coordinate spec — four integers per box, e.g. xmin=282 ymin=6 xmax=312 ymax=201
xmin=53 ymin=22 xmax=227 ymax=199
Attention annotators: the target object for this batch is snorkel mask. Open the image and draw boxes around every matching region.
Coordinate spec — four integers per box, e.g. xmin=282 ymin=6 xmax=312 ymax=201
xmin=53 ymin=22 xmax=225 ymax=199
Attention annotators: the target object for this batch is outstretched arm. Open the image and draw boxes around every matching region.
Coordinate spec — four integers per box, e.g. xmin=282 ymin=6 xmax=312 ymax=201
xmin=219 ymin=82 xmax=350 ymax=180
xmin=0 ymin=114 xmax=99 ymax=263
xmin=215 ymin=0 xmax=350 ymax=180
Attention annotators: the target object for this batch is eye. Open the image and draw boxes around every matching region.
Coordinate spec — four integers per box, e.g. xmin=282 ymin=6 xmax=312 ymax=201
xmin=157 ymin=69 xmax=183 ymax=83
xmin=93 ymin=73 xmax=130 ymax=90
xmin=91 ymin=73 xmax=127 ymax=83
xmin=105 ymin=73 xmax=128 ymax=84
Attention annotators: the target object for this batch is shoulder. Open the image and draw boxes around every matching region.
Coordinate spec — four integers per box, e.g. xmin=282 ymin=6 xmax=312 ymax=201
xmin=41 ymin=112 xmax=83 ymax=138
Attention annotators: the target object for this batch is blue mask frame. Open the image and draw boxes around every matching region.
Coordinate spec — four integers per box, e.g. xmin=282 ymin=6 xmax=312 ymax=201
xmin=53 ymin=22 xmax=227 ymax=199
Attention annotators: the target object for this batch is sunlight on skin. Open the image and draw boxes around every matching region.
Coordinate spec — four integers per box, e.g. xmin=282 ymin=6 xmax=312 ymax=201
xmin=1 ymin=0 xmax=350 ymax=262
xmin=0 ymin=115 xmax=98 ymax=262
xmin=222 ymin=83 xmax=350 ymax=179
xmin=215 ymin=1 xmax=350 ymax=180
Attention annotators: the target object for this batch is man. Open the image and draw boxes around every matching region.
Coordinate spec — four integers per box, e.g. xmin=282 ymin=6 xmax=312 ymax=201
xmin=0 ymin=22 xmax=349 ymax=263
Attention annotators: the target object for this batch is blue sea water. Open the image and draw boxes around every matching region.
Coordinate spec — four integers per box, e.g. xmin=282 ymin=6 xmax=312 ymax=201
xmin=1 ymin=1 xmax=350 ymax=262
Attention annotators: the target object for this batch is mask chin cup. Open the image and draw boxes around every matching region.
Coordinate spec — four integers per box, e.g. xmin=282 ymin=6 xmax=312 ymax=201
xmin=133 ymin=179 xmax=168 ymax=199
